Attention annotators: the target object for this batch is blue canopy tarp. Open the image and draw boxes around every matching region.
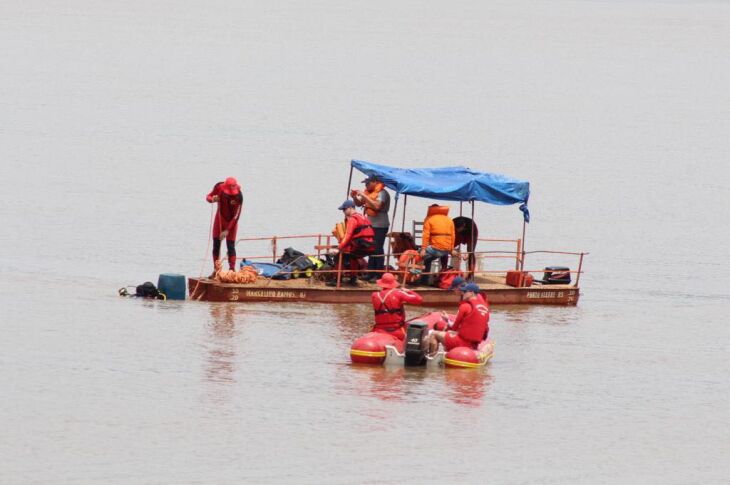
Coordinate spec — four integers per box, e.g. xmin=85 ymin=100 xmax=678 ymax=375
xmin=351 ymin=160 xmax=531 ymax=222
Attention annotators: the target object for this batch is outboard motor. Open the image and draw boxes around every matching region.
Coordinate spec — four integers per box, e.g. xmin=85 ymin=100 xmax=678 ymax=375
xmin=404 ymin=321 xmax=428 ymax=366
xmin=542 ymin=266 xmax=571 ymax=285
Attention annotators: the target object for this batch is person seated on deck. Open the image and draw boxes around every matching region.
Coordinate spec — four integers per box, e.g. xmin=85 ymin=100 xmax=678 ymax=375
xmin=418 ymin=204 xmax=455 ymax=285
xmin=425 ymin=282 xmax=490 ymax=356
xmin=452 ymin=216 xmax=479 ymax=279
xmin=329 ymin=199 xmax=376 ymax=286
xmin=371 ymin=272 xmax=423 ymax=340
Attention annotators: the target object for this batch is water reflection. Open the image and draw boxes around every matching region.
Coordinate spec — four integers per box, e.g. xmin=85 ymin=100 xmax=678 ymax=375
xmin=204 ymin=303 xmax=238 ymax=385
xmin=442 ymin=368 xmax=493 ymax=408
xmin=330 ymin=303 xmax=374 ymax=342
xmin=349 ymin=365 xmax=406 ymax=402
xmin=499 ymin=305 xmax=582 ymax=327
xmin=498 ymin=305 xmax=534 ymax=325
xmin=347 ymin=363 xmax=493 ymax=408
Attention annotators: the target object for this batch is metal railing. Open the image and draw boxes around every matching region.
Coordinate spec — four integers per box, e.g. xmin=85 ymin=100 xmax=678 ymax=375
xmin=231 ymin=233 xmax=587 ymax=288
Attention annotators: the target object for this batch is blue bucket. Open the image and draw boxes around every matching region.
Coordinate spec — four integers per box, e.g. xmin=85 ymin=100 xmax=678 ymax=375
xmin=157 ymin=273 xmax=186 ymax=300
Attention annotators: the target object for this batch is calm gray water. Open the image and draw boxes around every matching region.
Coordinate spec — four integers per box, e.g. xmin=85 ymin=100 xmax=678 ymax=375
xmin=1 ymin=1 xmax=729 ymax=483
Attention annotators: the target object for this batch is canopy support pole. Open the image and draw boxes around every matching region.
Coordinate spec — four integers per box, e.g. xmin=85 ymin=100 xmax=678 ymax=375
xmin=401 ymin=195 xmax=407 ymax=232
xmin=340 ymin=164 xmax=355 ymax=287
xmin=470 ymin=200 xmax=476 ymax=277
xmin=345 ymin=165 xmax=354 ymax=198
xmin=520 ymin=218 xmax=527 ymax=271
xmin=460 ymin=201 xmax=463 ymax=217
xmin=386 ymin=194 xmax=399 ymax=269
xmin=575 ymin=253 xmax=584 ymax=287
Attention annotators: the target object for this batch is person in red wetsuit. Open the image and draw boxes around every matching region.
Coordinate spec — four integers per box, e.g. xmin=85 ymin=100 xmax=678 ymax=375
xmin=426 ymin=282 xmax=489 ymax=356
xmin=371 ymin=272 xmax=423 ymax=340
xmin=330 ymin=199 xmax=375 ymax=286
xmin=206 ymin=177 xmax=243 ymax=273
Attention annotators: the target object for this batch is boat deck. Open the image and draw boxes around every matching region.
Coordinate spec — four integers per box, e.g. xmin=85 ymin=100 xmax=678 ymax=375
xmin=188 ymin=274 xmax=579 ymax=306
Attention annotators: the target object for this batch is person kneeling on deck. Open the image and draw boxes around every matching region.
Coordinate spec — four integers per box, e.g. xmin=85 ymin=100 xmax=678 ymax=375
xmin=330 ymin=199 xmax=375 ymax=286
xmin=206 ymin=177 xmax=243 ymax=274
xmin=426 ymin=283 xmax=489 ymax=356
xmin=371 ymin=272 xmax=423 ymax=340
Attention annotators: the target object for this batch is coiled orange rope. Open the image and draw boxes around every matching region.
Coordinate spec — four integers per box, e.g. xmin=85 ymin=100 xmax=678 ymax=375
xmin=212 ymin=260 xmax=258 ymax=284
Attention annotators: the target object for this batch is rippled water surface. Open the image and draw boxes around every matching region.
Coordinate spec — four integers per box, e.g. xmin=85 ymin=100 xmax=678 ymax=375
xmin=1 ymin=1 xmax=729 ymax=483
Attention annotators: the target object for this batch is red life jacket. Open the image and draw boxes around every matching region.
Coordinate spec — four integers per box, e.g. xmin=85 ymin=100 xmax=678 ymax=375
xmin=343 ymin=212 xmax=375 ymax=253
xmin=371 ymin=288 xmax=423 ymax=330
xmin=372 ymin=289 xmax=406 ymax=329
xmin=437 ymin=267 xmax=463 ymax=289
xmin=455 ymin=295 xmax=490 ymax=343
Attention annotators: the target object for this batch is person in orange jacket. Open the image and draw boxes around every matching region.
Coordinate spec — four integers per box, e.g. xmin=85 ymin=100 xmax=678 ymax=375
xmin=371 ymin=272 xmax=423 ymax=340
xmin=418 ymin=204 xmax=455 ymax=285
xmin=426 ymin=282 xmax=489 ymax=356
xmin=206 ymin=177 xmax=243 ymax=273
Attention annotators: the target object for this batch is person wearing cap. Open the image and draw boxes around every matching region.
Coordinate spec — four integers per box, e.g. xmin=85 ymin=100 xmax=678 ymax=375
xmin=351 ymin=175 xmax=391 ymax=281
xmin=330 ymin=199 xmax=376 ymax=286
xmin=447 ymin=276 xmax=466 ymax=291
xmin=371 ymin=272 xmax=423 ymax=340
xmin=425 ymin=282 xmax=490 ymax=356
xmin=206 ymin=177 xmax=243 ymax=272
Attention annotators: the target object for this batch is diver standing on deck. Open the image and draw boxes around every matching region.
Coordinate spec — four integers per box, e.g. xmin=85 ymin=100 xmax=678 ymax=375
xmin=352 ymin=175 xmax=390 ymax=281
xmin=371 ymin=272 xmax=423 ymax=340
xmin=206 ymin=177 xmax=243 ymax=274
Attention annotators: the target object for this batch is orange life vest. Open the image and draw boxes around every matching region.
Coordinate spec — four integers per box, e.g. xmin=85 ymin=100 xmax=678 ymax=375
xmin=332 ymin=222 xmax=346 ymax=242
xmin=398 ymin=249 xmax=422 ymax=283
xmin=362 ymin=182 xmax=385 ymax=217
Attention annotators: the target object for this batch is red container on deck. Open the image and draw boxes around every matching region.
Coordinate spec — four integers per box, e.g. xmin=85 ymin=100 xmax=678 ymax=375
xmin=505 ymin=270 xmax=534 ymax=287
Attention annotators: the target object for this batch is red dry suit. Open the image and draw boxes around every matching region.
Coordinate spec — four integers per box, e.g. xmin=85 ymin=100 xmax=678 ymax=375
xmin=206 ymin=182 xmax=243 ymax=270
xmin=371 ymin=288 xmax=423 ymax=340
xmin=207 ymin=182 xmax=243 ymax=239
xmin=450 ymin=293 xmax=490 ymax=346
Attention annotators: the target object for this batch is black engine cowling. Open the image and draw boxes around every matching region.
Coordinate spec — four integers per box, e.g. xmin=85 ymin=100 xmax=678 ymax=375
xmin=404 ymin=322 xmax=428 ymax=366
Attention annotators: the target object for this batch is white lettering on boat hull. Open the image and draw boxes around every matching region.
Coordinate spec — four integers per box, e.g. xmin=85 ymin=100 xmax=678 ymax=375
xmin=527 ymin=291 xmax=560 ymax=299
xmin=243 ymin=290 xmax=306 ymax=299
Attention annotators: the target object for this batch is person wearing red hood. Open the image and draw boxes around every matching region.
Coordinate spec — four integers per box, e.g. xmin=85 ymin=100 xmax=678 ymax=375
xmin=370 ymin=272 xmax=423 ymax=340
xmin=206 ymin=177 xmax=243 ymax=273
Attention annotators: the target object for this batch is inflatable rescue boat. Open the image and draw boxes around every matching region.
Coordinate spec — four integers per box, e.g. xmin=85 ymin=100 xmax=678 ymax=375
xmin=350 ymin=311 xmax=495 ymax=369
